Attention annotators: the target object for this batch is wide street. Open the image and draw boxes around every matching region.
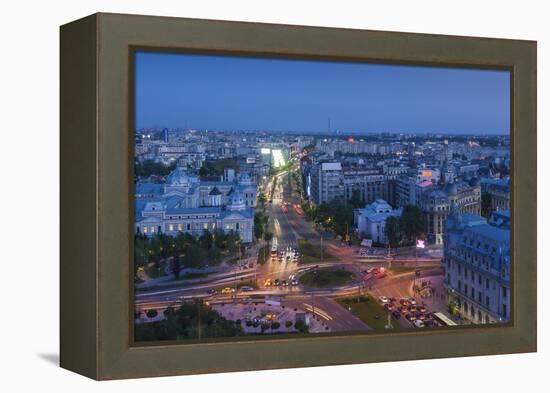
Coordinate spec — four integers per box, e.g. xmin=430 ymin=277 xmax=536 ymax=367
xmin=135 ymin=159 xmax=447 ymax=333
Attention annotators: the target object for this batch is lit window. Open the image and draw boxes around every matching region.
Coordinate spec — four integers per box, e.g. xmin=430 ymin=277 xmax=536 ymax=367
xmin=143 ymin=227 xmax=147 ymax=234
xmin=150 ymin=226 xmax=155 ymax=233
xmin=203 ymin=223 xmax=208 ymax=229
xmin=168 ymin=224 xmax=174 ymax=231
xmin=178 ymin=223 xmax=183 ymax=231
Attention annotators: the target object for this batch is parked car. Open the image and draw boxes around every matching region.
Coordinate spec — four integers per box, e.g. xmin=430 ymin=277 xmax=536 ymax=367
xmin=413 ymin=319 xmax=425 ymax=328
xmin=391 ymin=310 xmax=401 ymax=320
xmin=379 ymin=296 xmax=390 ymax=304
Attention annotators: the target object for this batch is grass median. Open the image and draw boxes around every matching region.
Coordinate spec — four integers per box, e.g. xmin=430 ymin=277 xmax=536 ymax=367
xmin=337 ymin=295 xmax=401 ymax=331
xmin=298 ymin=239 xmax=336 ymax=264
xmin=299 ymin=268 xmax=355 ymax=288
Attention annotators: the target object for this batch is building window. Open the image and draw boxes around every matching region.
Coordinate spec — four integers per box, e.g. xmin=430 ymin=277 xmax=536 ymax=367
xmin=143 ymin=226 xmax=147 ymax=234
xmin=177 ymin=223 xmax=183 ymax=231
xmin=486 ymin=296 xmax=490 ymax=307
xmin=486 ymin=278 xmax=490 ymax=289
xmin=168 ymin=224 xmax=174 ymax=231
xmin=502 ymin=286 xmax=507 ymax=298
xmin=502 ymin=303 xmax=507 ymax=318
xmin=150 ymin=226 xmax=155 ymax=233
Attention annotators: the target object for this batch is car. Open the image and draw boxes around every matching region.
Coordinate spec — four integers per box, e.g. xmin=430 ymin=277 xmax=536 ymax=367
xmin=384 ymin=303 xmax=394 ymax=311
xmin=282 ymin=280 xmax=288 ymax=286
xmin=379 ymin=296 xmax=390 ymax=304
xmin=291 ymin=279 xmax=298 ymax=286
xmin=240 ymin=286 xmax=253 ymax=292
xmin=274 ymin=279 xmax=280 ymax=286
xmin=409 ymin=306 xmax=417 ymax=313
xmin=389 ymin=297 xmax=397 ymax=303
xmin=413 ymin=319 xmax=425 ymax=328
xmin=405 ymin=313 xmax=416 ymax=322
xmin=418 ymin=306 xmax=427 ymax=313
xmin=221 ymin=287 xmax=235 ymax=294
xmin=424 ymin=319 xmax=438 ymax=327
xmin=264 ymin=279 xmax=272 ymax=287
xmin=400 ymin=298 xmax=410 ymax=306
xmin=400 ymin=306 xmax=409 ymax=314
xmin=206 ymin=289 xmax=217 ymax=294
xmin=391 ymin=310 xmax=401 ymax=320
xmin=408 ymin=297 xmax=417 ymax=306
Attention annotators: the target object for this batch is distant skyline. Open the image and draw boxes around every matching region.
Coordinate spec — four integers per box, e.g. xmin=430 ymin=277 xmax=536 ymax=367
xmin=135 ymin=51 xmax=510 ymax=135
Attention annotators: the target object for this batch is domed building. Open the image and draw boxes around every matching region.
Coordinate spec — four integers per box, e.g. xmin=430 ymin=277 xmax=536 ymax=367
xmin=420 ymin=179 xmax=482 ymax=245
xmin=135 ymin=166 xmax=256 ymax=242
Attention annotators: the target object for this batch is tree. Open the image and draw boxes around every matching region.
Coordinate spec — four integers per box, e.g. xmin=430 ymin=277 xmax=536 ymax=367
xmin=399 ymin=205 xmax=425 ymax=242
xmin=146 ymin=309 xmax=158 ymax=320
xmin=182 ymin=244 xmax=205 ymax=269
xmin=481 ymin=192 xmax=492 ymax=218
xmin=263 ymin=230 xmax=273 ymax=243
xmin=135 ymin=159 xmax=176 ymax=178
xmin=208 ymin=244 xmax=222 ymax=265
xmin=199 ymin=230 xmax=214 ymax=249
xmin=170 ymin=255 xmax=182 ymax=279
xmin=384 ymin=216 xmax=401 ymax=247
xmin=349 ymin=189 xmax=363 ymax=208
xmin=258 ymin=193 xmax=267 ymax=209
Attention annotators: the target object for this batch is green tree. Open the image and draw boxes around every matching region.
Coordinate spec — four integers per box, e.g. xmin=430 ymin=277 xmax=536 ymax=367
xmin=170 ymin=255 xmax=182 ymax=279
xmin=135 ymin=159 xmax=176 ymax=178
xmin=399 ymin=205 xmax=425 ymax=242
xmin=182 ymin=244 xmax=205 ymax=269
xmin=384 ymin=216 xmax=402 ymax=247
xmin=208 ymin=244 xmax=222 ymax=265
xmin=258 ymin=193 xmax=267 ymax=209
xmin=349 ymin=189 xmax=363 ymax=208
xmin=263 ymin=230 xmax=273 ymax=242
xmin=146 ymin=309 xmax=158 ymax=320
xmin=199 ymin=230 xmax=214 ymax=249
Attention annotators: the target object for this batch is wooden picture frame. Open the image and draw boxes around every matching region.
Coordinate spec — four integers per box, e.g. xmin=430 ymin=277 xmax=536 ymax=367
xmin=60 ymin=12 xmax=536 ymax=380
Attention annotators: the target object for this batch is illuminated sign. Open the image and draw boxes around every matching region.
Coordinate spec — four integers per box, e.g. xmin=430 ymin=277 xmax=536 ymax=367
xmin=261 ymin=148 xmax=271 ymax=155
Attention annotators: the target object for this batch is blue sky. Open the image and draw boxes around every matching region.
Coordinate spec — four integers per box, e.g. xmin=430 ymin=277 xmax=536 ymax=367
xmin=135 ymin=51 xmax=510 ymax=135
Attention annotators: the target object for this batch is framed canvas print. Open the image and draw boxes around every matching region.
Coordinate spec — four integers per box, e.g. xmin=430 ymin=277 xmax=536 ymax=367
xmin=60 ymin=13 xmax=537 ymax=380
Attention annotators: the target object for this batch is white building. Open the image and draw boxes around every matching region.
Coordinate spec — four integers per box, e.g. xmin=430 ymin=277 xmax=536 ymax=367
xmin=354 ymin=199 xmax=402 ymax=244
xmin=135 ymin=167 xmax=256 ymax=242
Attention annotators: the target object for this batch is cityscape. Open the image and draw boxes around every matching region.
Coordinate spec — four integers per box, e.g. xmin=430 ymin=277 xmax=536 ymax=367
xmin=133 ymin=53 xmax=511 ymax=342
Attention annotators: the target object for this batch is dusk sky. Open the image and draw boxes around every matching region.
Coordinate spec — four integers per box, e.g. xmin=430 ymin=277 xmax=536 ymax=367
xmin=135 ymin=51 xmax=510 ymax=135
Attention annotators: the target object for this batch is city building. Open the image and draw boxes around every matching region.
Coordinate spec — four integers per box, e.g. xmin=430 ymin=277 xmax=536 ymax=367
xmin=354 ymin=199 xmax=402 ymax=244
xmin=419 ymin=178 xmax=481 ymax=245
xmin=310 ymin=162 xmax=345 ymax=205
xmin=481 ymin=177 xmax=511 ymax=211
xmin=443 ymin=208 xmax=511 ymax=324
xmin=135 ymin=167 xmax=256 ymax=242
xmin=343 ymin=167 xmax=394 ymax=206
